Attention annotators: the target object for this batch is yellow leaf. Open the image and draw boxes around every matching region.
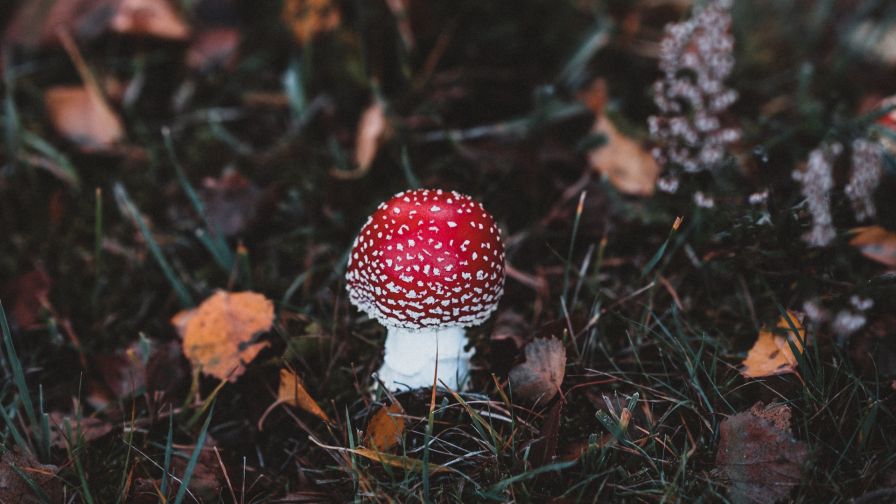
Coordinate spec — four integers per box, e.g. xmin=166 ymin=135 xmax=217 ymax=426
xmin=350 ymin=447 xmax=449 ymax=474
xmin=173 ymin=291 xmax=273 ymax=382
xmin=364 ymin=401 xmax=405 ymax=451
xmin=587 ymin=115 xmax=660 ymax=197
xmin=278 ymin=368 xmax=331 ymax=424
xmin=849 ymin=226 xmax=896 ymax=267
xmin=282 ymin=0 xmax=340 ymax=45
xmin=741 ymin=311 xmax=806 ymax=378
xmin=45 ymin=86 xmax=124 ymax=150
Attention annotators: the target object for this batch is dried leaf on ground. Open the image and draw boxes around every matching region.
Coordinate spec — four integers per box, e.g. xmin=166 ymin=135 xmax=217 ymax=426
xmin=130 ymin=437 xmax=224 ymax=502
xmin=173 ymin=291 xmax=273 ymax=381
xmin=110 ymin=0 xmax=190 ymax=40
xmin=490 ymin=310 xmax=531 ymax=349
xmin=48 ymin=413 xmax=114 ymax=448
xmin=278 ymin=368 xmax=332 ymax=424
xmin=331 ymin=102 xmax=391 ymax=179
xmin=849 ymin=226 xmax=896 ymax=267
xmin=3 ymin=0 xmax=116 ymax=49
xmin=45 ymin=85 xmax=125 ymax=151
xmin=3 ymin=269 xmax=51 ymax=329
xmin=715 ymin=402 xmax=808 ymax=504
xmin=187 ymin=27 xmax=240 ymax=72
xmin=0 ymin=451 xmax=63 ymax=503
xmin=199 ymin=169 xmax=263 ymax=237
xmin=741 ymin=310 xmax=805 ymax=378
xmin=282 ymin=0 xmax=341 ymax=45
xmin=508 ymin=337 xmax=566 ymax=403
xmin=587 ymin=114 xmax=660 ymax=196
xmin=364 ymin=401 xmax=406 ymax=451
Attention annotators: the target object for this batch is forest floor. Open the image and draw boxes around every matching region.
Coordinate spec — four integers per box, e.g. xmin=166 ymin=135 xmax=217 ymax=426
xmin=1 ymin=0 xmax=896 ymax=502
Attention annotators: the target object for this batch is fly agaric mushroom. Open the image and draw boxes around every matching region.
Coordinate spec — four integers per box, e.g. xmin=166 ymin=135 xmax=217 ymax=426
xmin=346 ymin=189 xmax=505 ymax=390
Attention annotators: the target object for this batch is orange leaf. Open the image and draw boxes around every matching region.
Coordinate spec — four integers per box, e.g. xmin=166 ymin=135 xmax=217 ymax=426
xmin=110 ymin=0 xmax=190 ymax=40
xmin=278 ymin=368 xmax=331 ymax=424
xmin=741 ymin=311 xmax=806 ymax=378
xmin=587 ymin=115 xmax=660 ymax=196
xmin=849 ymin=226 xmax=896 ymax=267
xmin=282 ymin=0 xmax=341 ymax=45
xmin=45 ymin=86 xmax=124 ymax=150
xmin=364 ymin=401 xmax=406 ymax=451
xmin=173 ymin=291 xmax=273 ymax=382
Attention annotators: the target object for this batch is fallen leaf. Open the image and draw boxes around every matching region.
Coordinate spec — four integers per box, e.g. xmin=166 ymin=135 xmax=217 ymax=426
xmin=490 ymin=310 xmax=531 ymax=350
xmin=49 ymin=413 xmax=114 ymax=448
xmin=577 ymin=78 xmax=608 ymax=115
xmin=278 ymin=368 xmax=332 ymax=424
xmin=282 ymin=0 xmax=341 ymax=45
xmin=173 ymin=291 xmax=273 ymax=382
xmin=740 ymin=310 xmax=806 ymax=379
xmin=199 ymin=169 xmax=264 ymax=237
xmin=508 ymin=337 xmax=566 ymax=403
xmin=346 ymin=447 xmax=448 ymax=474
xmin=110 ymin=0 xmax=190 ymax=40
xmin=133 ymin=436 xmax=225 ymax=502
xmin=92 ymin=339 xmax=150 ymax=399
xmin=715 ymin=402 xmax=808 ymax=504
xmin=187 ymin=27 xmax=240 ymax=72
xmin=330 ymin=102 xmax=391 ymax=180
xmin=0 ymin=451 xmax=63 ymax=503
xmin=3 ymin=269 xmax=51 ymax=330
xmin=3 ymin=0 xmax=116 ymax=49
xmin=364 ymin=401 xmax=406 ymax=451
xmin=587 ymin=115 xmax=660 ymax=196
xmin=45 ymin=85 xmax=125 ymax=151
xmin=849 ymin=226 xmax=896 ymax=267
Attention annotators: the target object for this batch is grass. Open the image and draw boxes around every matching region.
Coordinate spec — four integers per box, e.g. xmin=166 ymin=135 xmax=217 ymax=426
xmin=1 ymin=0 xmax=896 ymax=502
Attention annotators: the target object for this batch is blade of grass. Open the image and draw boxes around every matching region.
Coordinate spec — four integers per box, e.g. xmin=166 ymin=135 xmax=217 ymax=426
xmin=562 ymin=191 xmax=587 ymax=307
xmin=0 ymin=301 xmax=40 ymax=451
xmin=113 ymin=183 xmax=195 ymax=307
xmin=174 ymin=402 xmax=215 ymax=504
xmin=163 ymin=128 xmax=233 ymax=271
xmin=160 ymin=409 xmax=175 ymax=498
xmin=65 ymin=418 xmax=96 ymax=504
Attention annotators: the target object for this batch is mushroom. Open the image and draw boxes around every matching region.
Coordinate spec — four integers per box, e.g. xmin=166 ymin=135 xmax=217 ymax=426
xmin=346 ymin=189 xmax=505 ymax=390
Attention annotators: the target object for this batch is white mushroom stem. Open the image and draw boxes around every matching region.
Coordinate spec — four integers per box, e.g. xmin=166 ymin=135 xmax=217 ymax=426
xmin=376 ymin=326 xmax=473 ymax=391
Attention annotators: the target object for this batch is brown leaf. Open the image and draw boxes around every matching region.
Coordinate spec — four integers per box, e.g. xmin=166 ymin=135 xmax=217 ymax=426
xmin=849 ymin=226 xmax=896 ymax=267
xmin=187 ymin=27 xmax=240 ymax=72
xmin=331 ymin=102 xmax=391 ymax=180
xmin=110 ymin=0 xmax=190 ymax=40
xmin=3 ymin=0 xmax=117 ymax=49
xmin=490 ymin=310 xmax=531 ymax=349
xmin=0 ymin=451 xmax=63 ymax=503
xmin=364 ymin=401 xmax=406 ymax=451
xmin=173 ymin=291 xmax=274 ymax=382
xmin=93 ymin=340 xmax=149 ymax=399
xmin=508 ymin=337 xmax=566 ymax=403
xmin=278 ymin=368 xmax=332 ymax=424
xmin=587 ymin=115 xmax=660 ymax=196
xmin=715 ymin=402 xmax=808 ymax=504
xmin=44 ymin=85 xmax=125 ymax=151
xmin=740 ymin=310 xmax=806 ymax=379
xmin=48 ymin=413 xmax=114 ymax=448
xmin=199 ymin=169 xmax=263 ymax=237
xmin=282 ymin=0 xmax=341 ymax=45
xmin=3 ymin=269 xmax=51 ymax=330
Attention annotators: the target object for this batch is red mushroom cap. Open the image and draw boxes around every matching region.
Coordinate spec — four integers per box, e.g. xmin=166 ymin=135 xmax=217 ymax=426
xmin=346 ymin=189 xmax=505 ymax=330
